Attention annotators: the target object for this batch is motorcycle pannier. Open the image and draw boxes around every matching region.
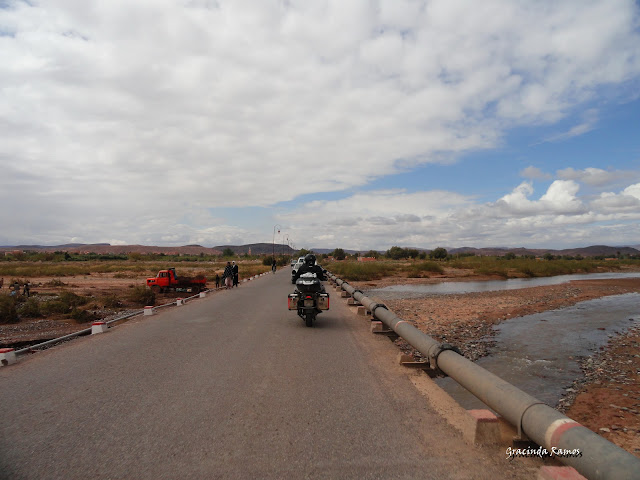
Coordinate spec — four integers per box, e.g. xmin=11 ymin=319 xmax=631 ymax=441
xmin=317 ymin=293 xmax=329 ymax=310
xmin=296 ymin=277 xmax=323 ymax=294
xmin=288 ymin=293 xmax=299 ymax=310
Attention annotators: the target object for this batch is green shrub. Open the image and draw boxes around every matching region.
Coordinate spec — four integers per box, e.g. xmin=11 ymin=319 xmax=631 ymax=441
xmin=127 ymin=286 xmax=155 ymax=306
xmin=102 ymin=294 xmax=123 ymax=308
xmin=70 ymin=307 xmax=97 ymax=324
xmin=407 ymin=261 xmax=444 ymax=277
xmin=41 ymin=291 xmax=89 ymax=316
xmin=263 ymin=256 xmax=275 ymax=266
xmin=41 ymin=299 xmax=70 ymax=315
xmin=519 ymin=267 xmax=536 ymax=278
xmin=0 ymin=294 xmax=19 ymax=324
xmin=17 ymin=297 xmax=42 ymax=318
xmin=328 ymin=261 xmax=397 ymax=281
xmin=59 ymin=291 xmax=89 ymax=308
xmin=475 ymin=266 xmax=509 ymax=278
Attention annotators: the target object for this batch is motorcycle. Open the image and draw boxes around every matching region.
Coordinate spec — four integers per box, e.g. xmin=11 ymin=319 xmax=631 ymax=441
xmin=288 ymin=272 xmax=330 ymax=327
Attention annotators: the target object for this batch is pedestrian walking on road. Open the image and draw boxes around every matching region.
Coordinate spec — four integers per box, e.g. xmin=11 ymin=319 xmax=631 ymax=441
xmin=215 ymin=274 xmax=220 ymax=289
xmin=272 ymin=259 xmax=276 ymax=274
xmin=223 ymin=262 xmax=233 ymax=289
xmin=232 ymin=261 xmax=239 ymax=287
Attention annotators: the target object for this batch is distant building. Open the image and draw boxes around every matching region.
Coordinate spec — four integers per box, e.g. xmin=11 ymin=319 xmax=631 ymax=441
xmin=358 ymin=257 xmax=377 ymax=262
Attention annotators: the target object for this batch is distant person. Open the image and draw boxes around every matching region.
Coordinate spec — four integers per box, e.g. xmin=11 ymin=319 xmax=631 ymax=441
xmin=23 ymin=282 xmax=30 ymax=297
xmin=223 ymin=262 xmax=233 ymax=289
xmin=272 ymin=259 xmax=276 ymax=274
xmin=215 ymin=274 xmax=220 ymax=289
xmin=232 ymin=261 xmax=239 ymax=287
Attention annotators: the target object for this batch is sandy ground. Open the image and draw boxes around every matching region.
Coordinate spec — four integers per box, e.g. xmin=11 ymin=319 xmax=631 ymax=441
xmin=352 ymin=273 xmax=640 ymax=457
xmin=0 ymin=273 xmax=174 ymax=346
xmin=3 ymin=269 xmax=639 ymax=457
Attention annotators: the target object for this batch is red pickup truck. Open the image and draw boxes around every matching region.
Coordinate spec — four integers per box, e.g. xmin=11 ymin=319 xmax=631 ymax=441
xmin=146 ymin=268 xmax=207 ymax=294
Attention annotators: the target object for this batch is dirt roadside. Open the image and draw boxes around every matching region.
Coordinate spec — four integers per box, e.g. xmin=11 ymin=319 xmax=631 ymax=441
xmin=0 ymin=273 xmax=217 ymax=347
xmin=351 ymin=274 xmax=640 ymax=457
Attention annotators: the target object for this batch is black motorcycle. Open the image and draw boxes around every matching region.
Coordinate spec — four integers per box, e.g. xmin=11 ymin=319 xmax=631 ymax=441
xmin=288 ymin=273 xmax=330 ymax=327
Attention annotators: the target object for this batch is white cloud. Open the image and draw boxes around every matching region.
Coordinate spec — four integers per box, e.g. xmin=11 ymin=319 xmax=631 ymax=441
xmin=557 ymin=167 xmax=637 ymax=188
xmin=623 ymin=183 xmax=640 ymax=199
xmin=540 ymin=180 xmax=584 ymax=213
xmin=0 ymin=1 xmax=639 ymax=246
xmin=591 ymin=191 xmax=640 ymax=213
xmin=521 ymin=166 xmax=552 ymax=180
xmin=279 ymin=176 xmax=640 ymax=250
xmin=541 ymin=109 xmax=599 ymax=143
xmin=491 ymin=180 xmax=586 ymax=216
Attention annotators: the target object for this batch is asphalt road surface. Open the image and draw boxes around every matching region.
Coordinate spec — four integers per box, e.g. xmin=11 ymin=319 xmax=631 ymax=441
xmin=1 ymin=269 xmax=535 ymax=479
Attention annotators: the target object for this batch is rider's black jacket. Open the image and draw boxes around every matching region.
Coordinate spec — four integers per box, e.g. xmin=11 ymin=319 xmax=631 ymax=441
xmin=294 ymin=263 xmax=326 ymax=281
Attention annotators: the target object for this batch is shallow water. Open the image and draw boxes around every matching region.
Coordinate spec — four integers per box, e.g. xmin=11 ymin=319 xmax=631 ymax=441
xmin=435 ymin=293 xmax=640 ymax=409
xmin=367 ymin=272 xmax=640 ymax=299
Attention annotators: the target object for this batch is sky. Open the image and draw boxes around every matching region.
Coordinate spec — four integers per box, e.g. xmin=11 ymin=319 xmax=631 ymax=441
xmin=1 ymin=0 xmax=640 ymax=251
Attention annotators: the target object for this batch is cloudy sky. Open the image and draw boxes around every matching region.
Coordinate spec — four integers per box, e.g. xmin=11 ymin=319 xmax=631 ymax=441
xmin=1 ymin=0 xmax=640 ymax=251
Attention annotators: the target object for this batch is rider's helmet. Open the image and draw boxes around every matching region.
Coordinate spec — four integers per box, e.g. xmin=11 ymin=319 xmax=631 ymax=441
xmin=304 ymin=253 xmax=316 ymax=266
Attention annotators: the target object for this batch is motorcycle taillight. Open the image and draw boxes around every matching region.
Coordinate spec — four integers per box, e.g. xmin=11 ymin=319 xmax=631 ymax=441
xmin=305 ymin=295 xmax=312 ymax=299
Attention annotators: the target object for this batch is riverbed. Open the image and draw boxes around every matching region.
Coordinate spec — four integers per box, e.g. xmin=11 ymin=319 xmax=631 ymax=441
xmin=351 ymin=273 xmax=640 ymax=457
xmin=435 ymin=293 xmax=639 ymax=408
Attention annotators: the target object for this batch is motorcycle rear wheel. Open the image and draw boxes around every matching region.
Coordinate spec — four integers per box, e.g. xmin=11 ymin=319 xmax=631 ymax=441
xmin=305 ymin=312 xmax=314 ymax=327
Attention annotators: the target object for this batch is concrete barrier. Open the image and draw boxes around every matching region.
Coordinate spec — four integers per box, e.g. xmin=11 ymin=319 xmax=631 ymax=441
xmin=537 ymin=466 xmax=587 ymax=480
xmin=0 ymin=348 xmax=17 ymax=366
xmin=91 ymin=322 xmax=108 ymax=335
xmin=465 ymin=410 xmax=500 ymax=445
xmin=144 ymin=306 xmax=155 ymax=316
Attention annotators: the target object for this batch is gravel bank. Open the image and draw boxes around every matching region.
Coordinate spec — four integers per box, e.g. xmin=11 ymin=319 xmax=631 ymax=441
xmin=352 ymin=275 xmax=640 ymax=457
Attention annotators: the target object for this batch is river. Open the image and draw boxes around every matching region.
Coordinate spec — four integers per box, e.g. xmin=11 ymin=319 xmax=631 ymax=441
xmin=366 ymin=272 xmax=640 ymax=299
xmin=362 ymin=272 xmax=640 ymax=410
xmin=435 ymin=293 xmax=639 ymax=409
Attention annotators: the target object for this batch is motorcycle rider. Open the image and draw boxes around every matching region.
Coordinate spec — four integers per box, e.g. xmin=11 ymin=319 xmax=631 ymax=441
xmin=293 ymin=253 xmax=326 ymax=282
xmin=291 ymin=253 xmax=329 ymax=325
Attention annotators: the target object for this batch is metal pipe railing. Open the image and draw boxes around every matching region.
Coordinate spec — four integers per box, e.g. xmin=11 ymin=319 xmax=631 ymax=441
xmin=328 ymin=272 xmax=640 ymax=480
xmin=14 ymin=327 xmax=94 ymax=355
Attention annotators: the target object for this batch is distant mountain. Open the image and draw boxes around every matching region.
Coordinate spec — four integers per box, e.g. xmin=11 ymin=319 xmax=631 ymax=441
xmin=0 ymin=242 xmax=299 ymax=256
xmin=0 ymin=243 xmax=223 ymax=256
xmin=313 ymin=245 xmax=640 ymax=257
xmin=449 ymin=245 xmax=640 ymax=257
xmin=0 ymin=243 xmax=109 ymax=250
xmin=2 ymin=243 xmax=638 ymax=258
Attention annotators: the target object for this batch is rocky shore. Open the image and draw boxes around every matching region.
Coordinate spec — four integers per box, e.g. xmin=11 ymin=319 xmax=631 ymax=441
xmin=352 ymin=275 xmax=640 ymax=457
xmin=563 ymin=324 xmax=640 ymax=456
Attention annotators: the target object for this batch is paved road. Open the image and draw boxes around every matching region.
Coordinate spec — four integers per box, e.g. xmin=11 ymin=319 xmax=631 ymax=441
xmin=1 ymin=269 xmax=531 ymax=479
